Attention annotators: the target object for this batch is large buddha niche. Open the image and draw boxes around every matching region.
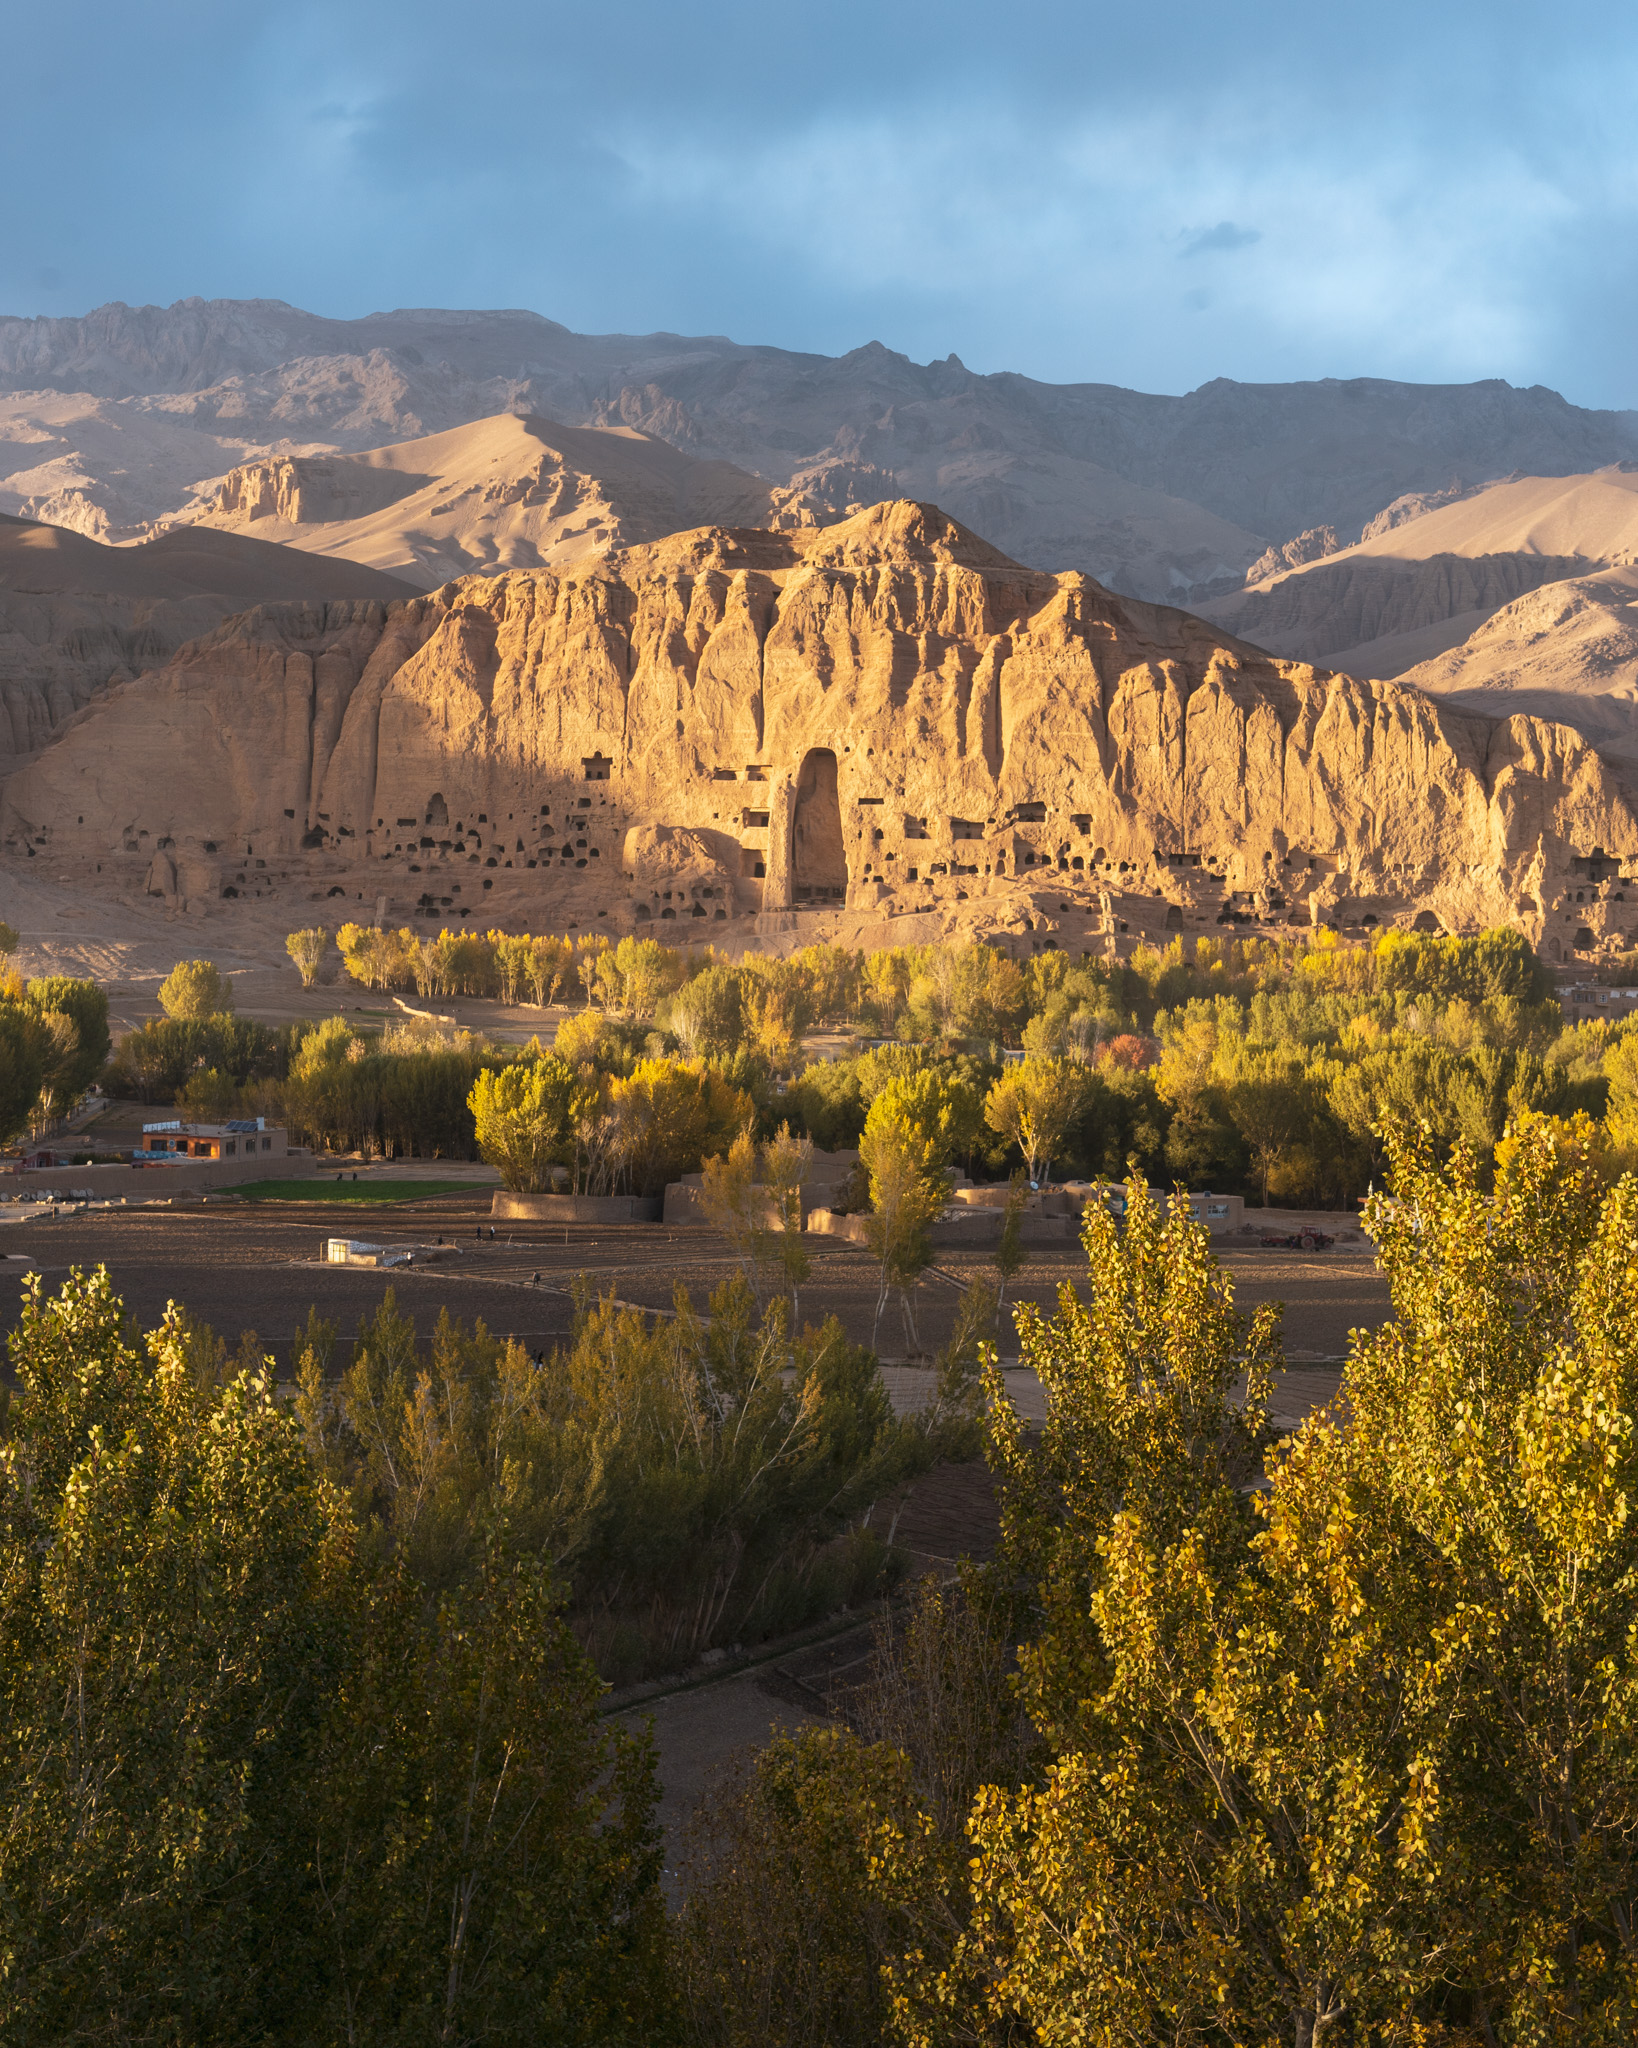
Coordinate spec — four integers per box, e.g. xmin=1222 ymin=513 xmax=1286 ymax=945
xmin=791 ymin=748 xmax=847 ymax=901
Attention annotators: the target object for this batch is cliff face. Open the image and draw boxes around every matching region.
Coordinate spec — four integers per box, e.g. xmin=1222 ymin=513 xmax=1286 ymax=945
xmin=5 ymin=501 xmax=1635 ymax=960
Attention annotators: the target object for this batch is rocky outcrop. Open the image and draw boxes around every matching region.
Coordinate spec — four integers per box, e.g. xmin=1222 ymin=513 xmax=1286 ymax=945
xmin=187 ymin=414 xmax=821 ymax=591
xmin=4 ymin=500 xmax=1636 ymax=957
xmin=1244 ymin=526 xmax=1341 ymax=586
xmin=1360 ymin=479 xmax=1479 ymax=542
xmin=210 ymin=454 xmax=424 ymax=527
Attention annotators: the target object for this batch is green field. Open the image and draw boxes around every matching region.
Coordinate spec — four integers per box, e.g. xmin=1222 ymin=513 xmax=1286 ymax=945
xmin=233 ymin=1178 xmax=484 ymax=1205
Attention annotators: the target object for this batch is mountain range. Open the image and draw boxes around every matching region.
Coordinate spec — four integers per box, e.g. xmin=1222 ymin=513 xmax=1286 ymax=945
xmin=5 ymin=297 xmax=1638 ymax=603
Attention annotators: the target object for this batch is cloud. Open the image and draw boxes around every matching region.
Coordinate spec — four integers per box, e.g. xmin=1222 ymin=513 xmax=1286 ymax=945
xmin=1181 ymin=221 xmax=1262 ymax=258
xmin=5 ymin=0 xmax=1638 ymax=405
xmin=603 ymin=96 xmax=1574 ymax=392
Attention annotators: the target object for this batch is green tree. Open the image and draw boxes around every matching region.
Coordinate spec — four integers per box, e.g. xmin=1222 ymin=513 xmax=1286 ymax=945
xmin=307 ymin=1544 xmax=667 ymax=2045
xmin=991 ymin=1169 xmax=1029 ymax=1332
xmin=675 ymin=1730 xmax=933 ymax=2048
xmin=665 ymin=963 xmax=748 ymax=1060
xmin=1342 ymin=1115 xmax=1638 ymax=2042
xmin=762 ymin=1122 xmax=813 ymax=1325
xmin=983 ymin=1056 xmax=1081 ymax=1185
xmin=1224 ymin=1055 xmax=1332 ymax=1203
xmin=701 ymin=1128 xmax=763 ymax=1294
xmin=889 ymin=1184 xmax=1447 ymax=2048
xmin=859 ymin=1090 xmax=948 ymax=1353
xmin=284 ymin=925 xmax=330 ymax=988
xmin=176 ymin=1065 xmax=240 ymax=1121
xmin=740 ymin=955 xmax=820 ymax=1066
xmin=25 ymin=977 xmax=110 ymax=1104
xmin=783 ymin=1053 xmax=868 ymax=1150
xmin=872 ymin=1065 xmax=977 ymax=1170
xmin=106 ymin=1014 xmax=281 ymax=1105
xmin=157 ymin=956 xmax=232 ymax=1019
xmin=607 ymin=1057 xmax=753 ymax=1197
xmin=0 ymin=1268 xmax=348 ymax=2039
xmin=526 ymin=933 xmax=573 ymax=1007
xmin=0 ymin=1003 xmax=49 ymax=1145
xmin=600 ymin=934 xmax=683 ymax=1019
xmin=335 ymin=922 xmax=416 ymax=994
xmin=0 ymin=1269 xmax=669 ymax=2044
xmin=869 ymin=1123 xmax=1638 ymax=2045
xmin=468 ymin=1055 xmax=575 ymax=1192
xmin=302 ymin=1279 xmax=918 ymax=1680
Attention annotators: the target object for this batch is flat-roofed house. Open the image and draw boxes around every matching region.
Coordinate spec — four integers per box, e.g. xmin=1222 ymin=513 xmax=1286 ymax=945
xmin=137 ymin=1118 xmax=287 ymax=1162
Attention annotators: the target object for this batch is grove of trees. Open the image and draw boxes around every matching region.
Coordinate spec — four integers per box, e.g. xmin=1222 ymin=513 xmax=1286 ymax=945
xmin=0 ymin=1270 xmax=668 ymax=2043
xmin=60 ymin=918 xmax=1638 ymax=1247
xmin=674 ymin=1116 xmax=1638 ymax=2047
xmin=84 ymin=921 xmax=1638 ymax=1214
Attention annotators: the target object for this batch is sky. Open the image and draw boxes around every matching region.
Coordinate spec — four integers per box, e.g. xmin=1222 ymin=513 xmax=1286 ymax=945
xmin=7 ymin=0 xmax=1638 ymax=406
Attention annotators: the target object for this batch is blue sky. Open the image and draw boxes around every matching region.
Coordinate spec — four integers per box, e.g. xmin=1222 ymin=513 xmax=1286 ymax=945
xmin=8 ymin=0 xmax=1638 ymax=406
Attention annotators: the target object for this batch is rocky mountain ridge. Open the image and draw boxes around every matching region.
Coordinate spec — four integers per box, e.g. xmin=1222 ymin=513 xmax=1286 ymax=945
xmin=1196 ymin=466 xmax=1638 ymax=766
xmin=5 ymin=298 xmax=1637 ymax=602
xmin=182 ymin=413 xmax=848 ymax=589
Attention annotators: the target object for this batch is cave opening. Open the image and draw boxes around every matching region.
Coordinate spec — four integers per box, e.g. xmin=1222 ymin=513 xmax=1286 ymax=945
xmin=792 ymin=748 xmax=848 ymax=901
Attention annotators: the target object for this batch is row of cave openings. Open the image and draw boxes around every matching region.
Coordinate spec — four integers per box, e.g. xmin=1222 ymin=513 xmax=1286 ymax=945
xmin=350 ymin=760 xmax=624 ymax=892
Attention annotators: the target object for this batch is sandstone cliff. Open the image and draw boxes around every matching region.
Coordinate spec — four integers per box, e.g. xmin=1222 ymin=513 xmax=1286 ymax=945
xmin=5 ymin=501 xmax=1635 ymax=965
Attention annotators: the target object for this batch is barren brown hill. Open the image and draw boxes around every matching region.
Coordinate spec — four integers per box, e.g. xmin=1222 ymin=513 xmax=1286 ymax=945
xmin=0 ymin=512 xmax=418 ymax=605
xmin=1198 ymin=466 xmax=1638 ymax=676
xmin=1401 ymin=567 xmax=1638 ymax=767
xmin=0 ymin=513 xmax=417 ymax=766
xmin=185 ymin=413 xmax=827 ymax=589
xmin=5 ymin=500 xmax=1635 ymax=968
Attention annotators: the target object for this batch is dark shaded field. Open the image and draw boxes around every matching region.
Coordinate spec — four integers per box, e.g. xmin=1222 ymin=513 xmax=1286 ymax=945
xmin=236 ymin=1178 xmax=482 ymax=1204
xmin=0 ymin=1191 xmax=1392 ymax=1382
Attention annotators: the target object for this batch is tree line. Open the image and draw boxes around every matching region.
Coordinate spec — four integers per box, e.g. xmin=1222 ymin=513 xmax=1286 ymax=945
xmin=0 ymin=915 xmax=112 ymax=1149
xmin=82 ymin=920 xmax=1638 ymax=1210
